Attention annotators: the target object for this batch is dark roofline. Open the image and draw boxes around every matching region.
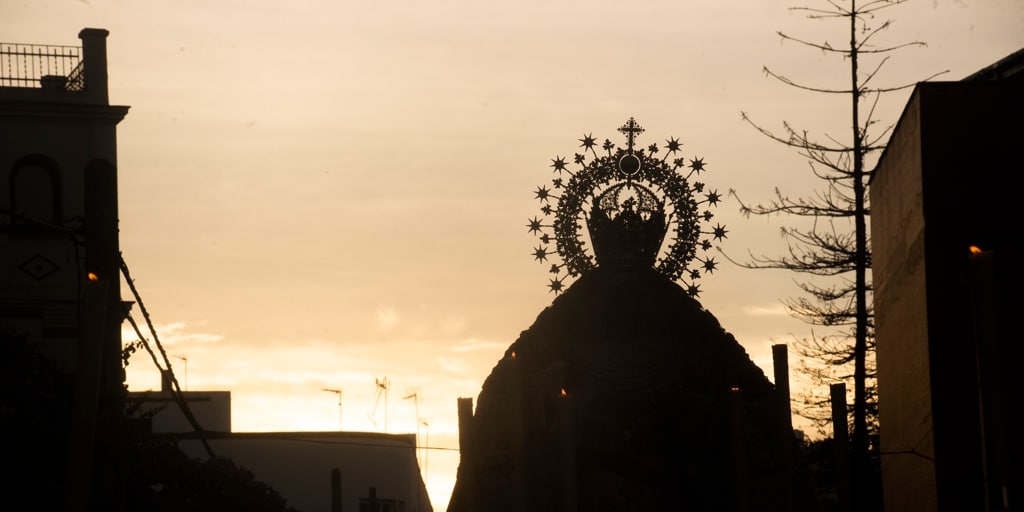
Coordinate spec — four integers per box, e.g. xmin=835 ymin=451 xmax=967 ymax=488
xmin=158 ymin=430 xmax=419 ymax=448
xmin=870 ymin=47 xmax=1024 ymax=185
xmin=962 ymin=47 xmax=1024 ymax=82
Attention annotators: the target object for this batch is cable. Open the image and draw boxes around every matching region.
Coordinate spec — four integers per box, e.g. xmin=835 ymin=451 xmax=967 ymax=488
xmin=4 ymin=207 xmax=217 ymax=457
xmin=158 ymin=432 xmax=460 ymax=452
xmin=121 ymin=257 xmax=215 ymax=459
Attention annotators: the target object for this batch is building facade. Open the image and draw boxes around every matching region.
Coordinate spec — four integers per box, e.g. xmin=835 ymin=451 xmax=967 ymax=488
xmin=133 ymin=382 xmax=432 ymax=512
xmin=871 ymin=49 xmax=1023 ymax=511
xmin=2 ymin=27 xmax=129 ymax=374
xmin=1 ymin=28 xmax=131 ymax=510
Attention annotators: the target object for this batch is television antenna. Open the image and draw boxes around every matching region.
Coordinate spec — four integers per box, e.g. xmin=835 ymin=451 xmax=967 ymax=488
xmin=420 ymin=417 xmax=430 ymax=479
xmin=172 ymin=354 xmax=188 ymax=390
xmin=322 ymin=388 xmax=343 ymax=430
xmin=404 ymin=389 xmax=430 ymax=478
xmin=369 ymin=377 xmax=390 ymax=432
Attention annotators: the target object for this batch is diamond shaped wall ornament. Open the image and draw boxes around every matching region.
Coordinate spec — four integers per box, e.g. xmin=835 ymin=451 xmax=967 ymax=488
xmin=19 ymin=253 xmax=60 ymax=281
xmin=527 ymin=117 xmax=726 ymax=297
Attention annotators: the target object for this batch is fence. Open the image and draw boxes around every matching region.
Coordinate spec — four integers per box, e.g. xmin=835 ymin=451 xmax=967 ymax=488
xmin=0 ymin=42 xmax=83 ymax=90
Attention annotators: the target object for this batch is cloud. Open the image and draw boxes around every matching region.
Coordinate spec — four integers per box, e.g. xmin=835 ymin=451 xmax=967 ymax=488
xmin=439 ymin=316 xmax=467 ymax=335
xmin=376 ymin=307 xmax=399 ymax=330
xmin=121 ymin=321 xmax=224 ymax=346
xmin=447 ymin=338 xmax=507 ymax=353
xmin=739 ymin=303 xmax=789 ymax=316
xmin=436 ymin=356 xmax=465 ymax=374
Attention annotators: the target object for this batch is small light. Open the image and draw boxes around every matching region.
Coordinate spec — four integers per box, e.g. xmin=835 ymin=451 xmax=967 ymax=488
xmin=560 ymin=388 xmax=567 ymax=397
xmin=969 ymin=245 xmax=983 ymax=255
xmin=510 ymin=351 xmax=517 ymax=359
xmin=87 ymin=272 xmax=99 ymax=281
xmin=730 ymin=386 xmax=741 ymax=392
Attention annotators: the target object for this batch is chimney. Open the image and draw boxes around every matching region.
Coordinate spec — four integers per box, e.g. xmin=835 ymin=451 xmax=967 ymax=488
xmin=160 ymin=369 xmax=173 ymax=393
xmin=77 ymin=28 xmax=109 ymax=104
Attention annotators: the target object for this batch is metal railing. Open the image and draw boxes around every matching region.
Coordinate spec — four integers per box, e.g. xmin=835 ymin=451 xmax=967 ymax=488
xmin=0 ymin=42 xmax=83 ymax=89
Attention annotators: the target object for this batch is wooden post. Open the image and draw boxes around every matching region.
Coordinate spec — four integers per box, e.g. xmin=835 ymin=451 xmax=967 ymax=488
xmin=559 ymin=389 xmax=578 ymax=512
xmin=509 ymin=353 xmax=526 ymax=512
xmin=82 ymin=158 xmax=124 ymax=511
xmin=66 ymin=277 xmax=108 ymax=512
xmin=772 ymin=344 xmax=795 ymax=511
xmin=367 ymin=487 xmax=377 ymax=512
xmin=331 ymin=468 xmax=342 ymax=512
xmin=729 ymin=387 xmax=749 ymax=512
xmin=772 ymin=344 xmax=794 ymax=431
xmin=969 ymin=249 xmax=1009 ymax=511
xmin=456 ymin=397 xmax=475 ymax=511
xmin=831 ymin=382 xmax=852 ymax=512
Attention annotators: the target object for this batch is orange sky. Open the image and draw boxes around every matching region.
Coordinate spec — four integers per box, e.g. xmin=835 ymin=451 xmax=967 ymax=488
xmin=5 ymin=1 xmax=1023 ymax=509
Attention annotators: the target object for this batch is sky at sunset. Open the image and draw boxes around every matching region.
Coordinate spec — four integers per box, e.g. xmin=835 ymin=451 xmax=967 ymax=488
xmin=5 ymin=0 xmax=1023 ymax=509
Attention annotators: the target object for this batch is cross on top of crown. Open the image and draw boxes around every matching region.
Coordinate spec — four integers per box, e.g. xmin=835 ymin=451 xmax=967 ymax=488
xmin=618 ymin=117 xmax=645 ymax=152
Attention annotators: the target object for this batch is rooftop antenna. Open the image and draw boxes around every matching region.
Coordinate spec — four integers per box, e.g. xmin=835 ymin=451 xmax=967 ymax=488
xmin=370 ymin=377 xmax=390 ymax=432
xmin=403 ymin=388 xmax=421 ymax=428
xmin=404 ymin=389 xmax=429 ymax=478
xmin=172 ymin=354 xmax=188 ymax=390
xmin=420 ymin=417 xmax=430 ymax=480
xmin=322 ymin=388 xmax=343 ymax=430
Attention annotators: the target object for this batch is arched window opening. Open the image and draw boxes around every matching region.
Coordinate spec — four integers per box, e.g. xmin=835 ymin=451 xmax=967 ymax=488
xmin=9 ymin=156 xmax=63 ymax=227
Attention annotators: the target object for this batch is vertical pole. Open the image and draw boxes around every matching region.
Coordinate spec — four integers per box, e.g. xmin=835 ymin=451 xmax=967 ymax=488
xmin=81 ymin=159 xmax=124 ymax=511
xmin=772 ymin=344 xmax=794 ymax=431
xmin=559 ymin=390 xmax=578 ymax=512
xmin=331 ymin=468 xmax=342 ymax=512
xmin=969 ymin=249 xmax=1008 ymax=511
xmin=831 ymin=383 xmax=852 ymax=512
xmin=772 ymin=344 xmax=795 ymax=511
xmin=509 ymin=354 xmax=526 ymax=512
xmin=456 ymin=397 xmax=475 ymax=511
xmin=66 ymin=277 xmax=108 ymax=512
xmin=729 ymin=387 xmax=748 ymax=512
xmin=367 ymin=487 xmax=378 ymax=512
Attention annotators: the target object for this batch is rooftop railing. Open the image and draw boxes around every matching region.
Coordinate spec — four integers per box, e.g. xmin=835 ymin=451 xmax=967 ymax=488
xmin=0 ymin=42 xmax=84 ymax=90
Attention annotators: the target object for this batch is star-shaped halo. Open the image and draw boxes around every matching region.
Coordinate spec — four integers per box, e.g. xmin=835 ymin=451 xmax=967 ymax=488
xmin=526 ymin=118 xmax=727 ymax=298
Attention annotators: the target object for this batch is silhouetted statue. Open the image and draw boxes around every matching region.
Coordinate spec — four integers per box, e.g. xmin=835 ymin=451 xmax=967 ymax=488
xmin=448 ymin=119 xmax=791 ymax=512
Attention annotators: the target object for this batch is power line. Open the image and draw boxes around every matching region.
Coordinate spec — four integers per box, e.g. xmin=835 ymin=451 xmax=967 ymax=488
xmin=161 ymin=432 xmax=461 ymax=452
xmin=121 ymin=256 xmax=214 ymax=459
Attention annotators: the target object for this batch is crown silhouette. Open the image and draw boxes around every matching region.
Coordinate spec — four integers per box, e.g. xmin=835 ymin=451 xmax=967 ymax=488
xmin=587 ymin=182 xmax=667 ymax=267
xmin=528 ymin=118 xmax=726 ymax=296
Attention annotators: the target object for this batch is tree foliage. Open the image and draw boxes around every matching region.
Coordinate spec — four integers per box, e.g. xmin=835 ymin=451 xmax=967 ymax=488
xmin=732 ymin=0 xmax=942 ymax=508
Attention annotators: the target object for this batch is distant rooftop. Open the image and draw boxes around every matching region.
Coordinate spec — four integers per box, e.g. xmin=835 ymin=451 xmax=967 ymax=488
xmin=963 ymin=47 xmax=1024 ymax=82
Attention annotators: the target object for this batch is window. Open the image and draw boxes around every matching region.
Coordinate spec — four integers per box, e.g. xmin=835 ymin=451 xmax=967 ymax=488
xmin=9 ymin=155 xmax=62 ymax=226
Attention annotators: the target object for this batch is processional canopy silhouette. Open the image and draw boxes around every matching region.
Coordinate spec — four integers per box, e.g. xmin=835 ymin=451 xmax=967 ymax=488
xmin=528 ymin=117 xmax=727 ymax=296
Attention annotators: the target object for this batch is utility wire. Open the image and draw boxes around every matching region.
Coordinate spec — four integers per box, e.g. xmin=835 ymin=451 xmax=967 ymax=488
xmin=160 ymin=432 xmax=460 ymax=451
xmin=121 ymin=256 xmax=214 ymax=459
xmin=5 ymin=209 xmax=217 ymax=458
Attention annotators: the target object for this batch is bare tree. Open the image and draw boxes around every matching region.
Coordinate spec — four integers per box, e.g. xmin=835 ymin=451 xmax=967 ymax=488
xmin=731 ymin=0 xmax=943 ymax=507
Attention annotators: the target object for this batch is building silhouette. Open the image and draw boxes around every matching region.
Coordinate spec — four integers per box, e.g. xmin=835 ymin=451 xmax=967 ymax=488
xmin=1 ymin=28 xmax=131 ymax=510
xmin=4 ymin=28 xmax=432 ymax=511
xmin=129 ymin=373 xmax=433 ymax=512
xmin=871 ymin=48 xmax=1023 ymax=511
xmin=1 ymin=27 xmax=128 ymax=374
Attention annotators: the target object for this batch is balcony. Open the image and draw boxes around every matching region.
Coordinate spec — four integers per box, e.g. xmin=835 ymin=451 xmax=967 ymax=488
xmin=0 ymin=28 xmax=112 ymax=106
xmin=0 ymin=42 xmax=84 ymax=91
